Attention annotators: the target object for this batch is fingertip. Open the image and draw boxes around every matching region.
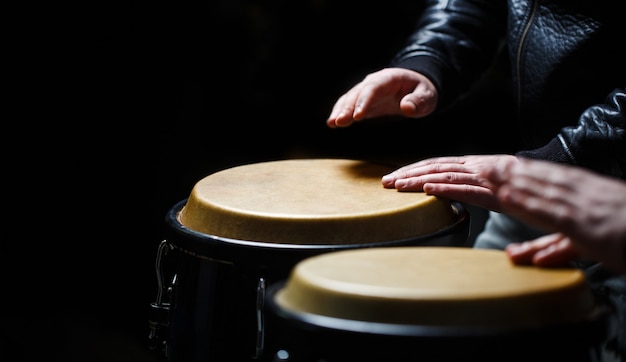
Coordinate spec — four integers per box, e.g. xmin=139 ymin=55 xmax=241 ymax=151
xmin=505 ymin=242 xmax=529 ymax=260
xmin=327 ymin=112 xmax=354 ymax=128
xmin=505 ymin=243 xmax=534 ymax=266
xmin=381 ymin=174 xmax=394 ymax=183
xmin=400 ymin=100 xmax=418 ymax=117
xmin=393 ymin=179 xmax=408 ymax=190
xmin=505 ymin=242 xmax=524 ymax=255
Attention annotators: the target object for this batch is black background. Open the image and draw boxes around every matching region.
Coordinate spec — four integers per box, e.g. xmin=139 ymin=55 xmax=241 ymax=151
xmin=2 ymin=1 xmax=516 ymax=361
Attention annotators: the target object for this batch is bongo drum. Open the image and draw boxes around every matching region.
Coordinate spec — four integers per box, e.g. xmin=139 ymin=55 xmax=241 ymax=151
xmin=148 ymin=159 xmax=470 ymax=362
xmin=266 ymin=247 xmax=608 ymax=362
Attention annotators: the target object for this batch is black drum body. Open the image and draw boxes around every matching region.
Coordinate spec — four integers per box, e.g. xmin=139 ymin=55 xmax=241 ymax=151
xmin=151 ymin=199 xmax=470 ymax=362
xmin=265 ymin=283 xmax=608 ymax=362
xmin=263 ymin=246 xmax=610 ymax=362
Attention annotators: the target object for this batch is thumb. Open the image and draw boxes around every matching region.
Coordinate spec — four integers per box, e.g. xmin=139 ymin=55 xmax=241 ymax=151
xmin=399 ymin=86 xmax=438 ymax=118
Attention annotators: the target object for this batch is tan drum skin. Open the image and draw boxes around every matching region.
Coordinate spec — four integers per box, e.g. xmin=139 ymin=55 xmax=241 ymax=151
xmin=179 ymin=159 xmax=458 ymax=245
xmin=274 ymin=247 xmax=598 ymax=329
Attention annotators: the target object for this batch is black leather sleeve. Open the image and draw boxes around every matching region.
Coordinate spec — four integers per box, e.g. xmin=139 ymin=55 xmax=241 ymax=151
xmin=517 ymin=87 xmax=626 ymax=180
xmin=390 ymin=0 xmax=507 ymax=110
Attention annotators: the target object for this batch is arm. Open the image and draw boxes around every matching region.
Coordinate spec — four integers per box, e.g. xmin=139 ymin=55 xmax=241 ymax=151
xmin=517 ymin=87 xmax=626 ymax=179
xmin=327 ymin=0 xmax=506 ymax=128
xmin=492 ymin=158 xmax=626 ymax=274
xmin=391 ymin=0 xmax=507 ymax=110
xmin=381 ymin=154 xmax=518 ymax=212
xmin=380 ymin=88 xmax=626 ymax=210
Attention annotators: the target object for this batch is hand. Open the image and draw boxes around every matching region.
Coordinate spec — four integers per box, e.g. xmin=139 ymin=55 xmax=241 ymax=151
xmin=492 ymin=158 xmax=626 ymax=274
xmin=381 ymin=154 xmax=519 ymax=212
xmin=505 ymin=233 xmax=580 ymax=268
xmin=326 ymin=68 xmax=438 ymax=128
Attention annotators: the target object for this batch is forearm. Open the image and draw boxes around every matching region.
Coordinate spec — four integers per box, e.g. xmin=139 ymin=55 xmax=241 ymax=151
xmin=391 ymin=0 xmax=507 ymax=109
xmin=517 ymin=87 xmax=626 ymax=180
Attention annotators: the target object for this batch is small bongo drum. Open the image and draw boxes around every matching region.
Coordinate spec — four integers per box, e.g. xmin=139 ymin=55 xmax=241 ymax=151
xmin=149 ymin=159 xmax=470 ymax=362
xmin=266 ymin=247 xmax=608 ymax=362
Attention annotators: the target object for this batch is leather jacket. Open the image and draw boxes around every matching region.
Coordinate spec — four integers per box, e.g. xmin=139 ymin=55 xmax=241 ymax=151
xmin=391 ymin=0 xmax=626 ymax=179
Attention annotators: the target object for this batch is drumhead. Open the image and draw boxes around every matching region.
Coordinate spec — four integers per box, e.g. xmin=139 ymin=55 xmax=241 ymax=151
xmin=178 ymin=159 xmax=458 ymax=245
xmin=164 ymin=199 xmax=469 ymax=269
xmin=271 ymin=247 xmax=600 ymax=329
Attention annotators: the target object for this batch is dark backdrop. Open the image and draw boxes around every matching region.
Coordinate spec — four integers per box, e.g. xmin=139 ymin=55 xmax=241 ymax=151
xmin=3 ymin=1 xmax=515 ymax=361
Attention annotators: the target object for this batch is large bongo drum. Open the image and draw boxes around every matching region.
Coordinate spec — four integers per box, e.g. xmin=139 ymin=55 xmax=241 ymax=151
xmin=148 ymin=159 xmax=470 ymax=362
xmin=266 ymin=247 xmax=608 ymax=362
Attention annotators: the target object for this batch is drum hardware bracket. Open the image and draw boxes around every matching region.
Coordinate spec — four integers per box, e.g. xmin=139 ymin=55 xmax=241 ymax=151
xmin=255 ymin=277 xmax=266 ymax=360
xmin=148 ymin=239 xmax=174 ymax=353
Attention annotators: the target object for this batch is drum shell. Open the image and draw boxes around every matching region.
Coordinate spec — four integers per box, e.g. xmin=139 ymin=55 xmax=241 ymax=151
xmin=264 ymin=245 xmax=610 ymax=362
xmin=161 ymin=199 xmax=470 ymax=362
xmin=265 ymin=281 xmax=608 ymax=362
